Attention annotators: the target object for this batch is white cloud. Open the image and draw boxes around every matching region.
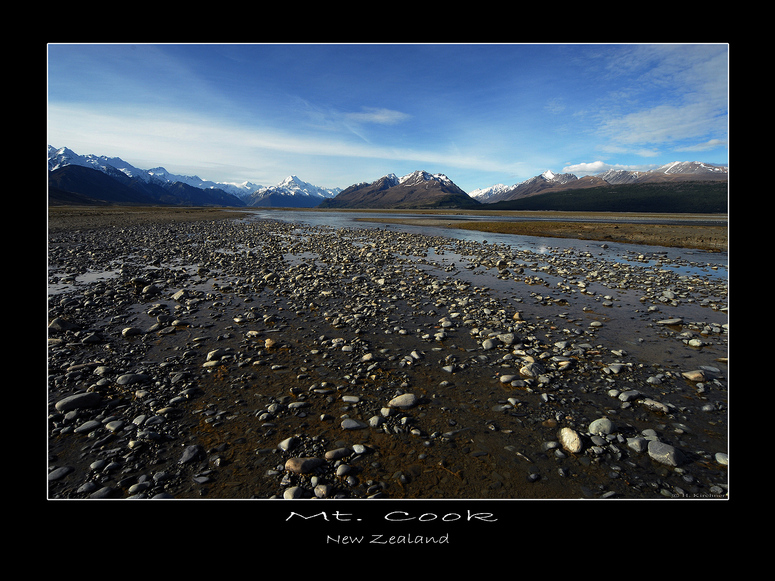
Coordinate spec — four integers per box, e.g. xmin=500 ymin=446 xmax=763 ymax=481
xmin=345 ymin=107 xmax=411 ymax=125
xmin=47 ymin=102 xmax=513 ymax=186
xmin=562 ymin=160 xmax=657 ymax=176
xmin=676 ymin=138 xmax=728 ymax=152
xmin=563 ymin=161 xmax=609 ymax=174
xmin=593 ymin=45 xmax=728 ymax=156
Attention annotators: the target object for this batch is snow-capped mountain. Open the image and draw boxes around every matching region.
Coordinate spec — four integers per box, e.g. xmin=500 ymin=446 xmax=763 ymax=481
xmin=48 ymin=146 xmax=261 ymax=199
xmin=484 ymin=169 xmax=579 ymax=203
xmin=246 ymin=175 xmax=341 ymax=208
xmin=469 ymin=183 xmax=512 ymax=202
xmin=655 ymin=161 xmax=728 ymax=175
xmin=398 ymin=170 xmax=457 ymax=188
xmin=319 ymin=170 xmax=473 ymax=209
xmin=478 ymin=162 xmax=728 ymax=204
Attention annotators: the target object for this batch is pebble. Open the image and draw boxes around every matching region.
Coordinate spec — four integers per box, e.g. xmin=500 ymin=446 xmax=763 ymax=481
xmin=588 ymin=418 xmax=615 ymax=435
xmin=559 ymin=427 xmax=583 ymax=454
xmin=647 ymin=440 xmax=685 ymax=467
xmin=388 ymin=393 xmax=418 ymax=409
xmin=285 ymin=457 xmax=325 ymax=474
xmin=55 ymin=392 xmax=102 ymax=412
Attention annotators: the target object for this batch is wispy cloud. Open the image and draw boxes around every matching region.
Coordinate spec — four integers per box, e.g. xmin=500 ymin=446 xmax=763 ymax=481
xmin=48 ymin=102 xmax=513 ymax=186
xmin=676 ymin=138 xmax=728 ymax=152
xmin=345 ymin=107 xmax=411 ymax=125
xmin=592 ymin=45 xmax=728 ymax=155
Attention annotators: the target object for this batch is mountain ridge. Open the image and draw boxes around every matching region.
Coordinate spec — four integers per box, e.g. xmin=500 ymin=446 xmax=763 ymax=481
xmin=472 ymin=162 xmax=728 ymax=203
xmin=48 ymin=145 xmax=728 ymax=212
xmin=318 ymin=170 xmax=475 ymax=209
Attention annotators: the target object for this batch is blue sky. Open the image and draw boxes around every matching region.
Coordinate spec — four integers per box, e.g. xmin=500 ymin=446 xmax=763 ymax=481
xmin=47 ymin=43 xmax=728 ymax=193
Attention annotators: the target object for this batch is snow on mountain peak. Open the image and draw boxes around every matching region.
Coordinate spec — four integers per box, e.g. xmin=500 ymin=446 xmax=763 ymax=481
xmin=254 ymin=175 xmax=340 ymax=199
xmin=399 ymin=170 xmax=453 ymax=186
xmin=542 ymin=170 xmax=555 ymax=180
xmin=469 ymin=183 xmax=511 ymax=201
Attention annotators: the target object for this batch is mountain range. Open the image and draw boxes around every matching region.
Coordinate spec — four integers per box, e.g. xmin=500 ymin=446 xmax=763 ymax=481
xmin=469 ymin=163 xmax=728 ymax=204
xmin=47 ymin=145 xmax=728 ymax=212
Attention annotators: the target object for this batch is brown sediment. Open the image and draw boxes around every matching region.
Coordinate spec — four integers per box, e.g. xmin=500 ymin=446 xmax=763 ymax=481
xmin=48 ymin=205 xmax=251 ymax=232
xmin=356 ymin=217 xmax=728 ymax=252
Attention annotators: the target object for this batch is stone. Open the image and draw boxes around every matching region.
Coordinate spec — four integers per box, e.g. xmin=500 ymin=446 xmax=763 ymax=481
xmin=589 ymin=418 xmax=615 ymax=435
xmin=648 ymin=440 xmax=684 ymax=466
xmin=48 ymin=466 xmax=73 ymax=481
xmin=55 ymin=392 xmax=102 ymax=412
xmin=641 ymin=398 xmax=670 ymax=414
xmin=559 ymin=427 xmax=583 ymax=454
xmin=682 ymin=370 xmax=706 ymax=382
xmin=285 ymin=457 xmax=324 ymax=474
xmin=325 ymin=447 xmax=351 ymax=460
xmin=179 ymin=445 xmax=203 ymax=464
xmin=116 ymin=373 xmax=151 ymax=386
xmin=520 ymin=362 xmax=544 ymax=377
xmin=388 ymin=393 xmax=418 ymax=409
xmin=341 ymin=418 xmax=367 ymax=430
xmin=278 ymin=436 xmax=299 ymax=452
xmin=627 ymin=437 xmax=648 ymax=453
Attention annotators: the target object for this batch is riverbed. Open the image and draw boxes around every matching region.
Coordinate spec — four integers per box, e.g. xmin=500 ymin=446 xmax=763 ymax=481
xmin=47 ymin=206 xmax=729 ymax=504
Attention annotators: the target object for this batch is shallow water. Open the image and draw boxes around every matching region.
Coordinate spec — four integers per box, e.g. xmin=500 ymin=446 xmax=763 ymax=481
xmin=242 ymin=210 xmax=729 ymax=280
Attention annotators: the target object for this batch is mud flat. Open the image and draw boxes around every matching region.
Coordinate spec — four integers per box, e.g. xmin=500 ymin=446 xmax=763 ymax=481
xmin=47 ymin=207 xmax=728 ymax=501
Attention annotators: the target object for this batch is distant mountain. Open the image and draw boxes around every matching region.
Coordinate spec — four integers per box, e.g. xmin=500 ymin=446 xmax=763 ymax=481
xmin=48 ymin=164 xmax=159 ymax=206
xmin=48 ymin=163 xmax=247 ymax=207
xmin=48 ymin=145 xmax=728 ymax=213
xmin=476 ymin=162 xmax=728 ymax=204
xmin=246 ymin=175 xmax=341 ymax=208
xmin=468 ymin=183 xmax=512 ymax=202
xmin=485 ymin=170 xmax=578 ymax=203
xmin=48 ymin=146 xmax=259 ymax=200
xmin=47 ymin=146 xmax=345 ymax=209
xmin=319 ymin=170 xmax=477 ymax=209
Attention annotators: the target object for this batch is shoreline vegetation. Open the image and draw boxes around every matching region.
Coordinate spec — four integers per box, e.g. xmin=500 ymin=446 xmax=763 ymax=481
xmin=47 ymin=206 xmax=728 ymax=252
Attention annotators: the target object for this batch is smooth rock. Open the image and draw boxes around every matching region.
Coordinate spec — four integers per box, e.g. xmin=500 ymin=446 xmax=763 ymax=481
xmin=589 ymin=418 xmax=615 ymax=435
xmin=559 ymin=427 xmax=583 ymax=453
xmin=48 ymin=466 xmax=73 ymax=481
xmin=648 ymin=440 xmax=684 ymax=466
xmin=388 ymin=393 xmax=418 ymax=409
xmin=55 ymin=392 xmax=102 ymax=412
xmin=116 ymin=373 xmax=151 ymax=386
xmin=179 ymin=445 xmax=203 ymax=464
xmin=285 ymin=457 xmax=324 ymax=474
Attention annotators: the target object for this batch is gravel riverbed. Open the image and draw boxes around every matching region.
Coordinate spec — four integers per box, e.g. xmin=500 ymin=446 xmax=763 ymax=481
xmin=47 ymin=208 xmax=729 ymax=501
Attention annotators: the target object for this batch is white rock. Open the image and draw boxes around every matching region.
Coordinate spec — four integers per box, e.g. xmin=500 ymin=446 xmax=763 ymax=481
xmin=559 ymin=427 xmax=583 ymax=453
xmin=388 ymin=393 xmax=418 ymax=409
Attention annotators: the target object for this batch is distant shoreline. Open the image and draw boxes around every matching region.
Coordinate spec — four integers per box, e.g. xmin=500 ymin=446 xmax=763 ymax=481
xmin=354 ymin=216 xmax=727 ymax=252
xmin=48 ymin=205 xmax=727 ymax=251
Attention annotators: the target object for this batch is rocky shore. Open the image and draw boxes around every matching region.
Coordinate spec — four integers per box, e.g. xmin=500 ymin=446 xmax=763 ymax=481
xmin=47 ymin=207 xmax=728 ymax=500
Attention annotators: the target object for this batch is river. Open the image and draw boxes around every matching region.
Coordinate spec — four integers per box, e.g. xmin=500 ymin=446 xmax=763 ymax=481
xmin=240 ymin=209 xmax=729 ymax=282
